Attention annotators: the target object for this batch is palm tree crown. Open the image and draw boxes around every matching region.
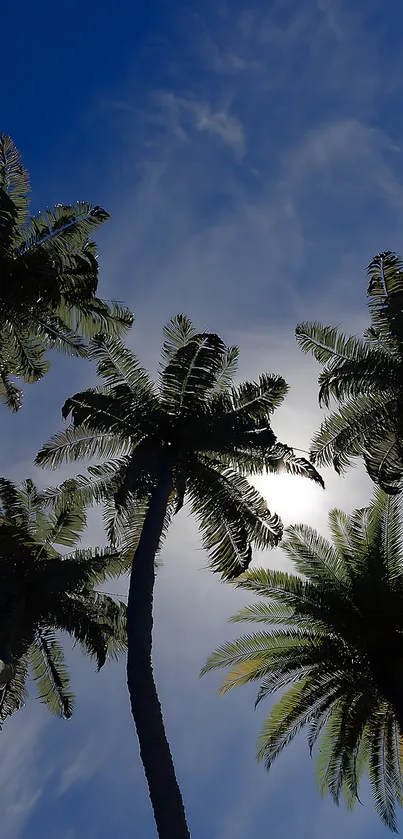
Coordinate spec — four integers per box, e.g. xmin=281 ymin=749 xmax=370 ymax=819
xmin=0 ymin=477 xmax=126 ymax=728
xmin=296 ymin=251 xmax=403 ymax=493
xmin=36 ymin=314 xmax=324 ymax=579
xmin=203 ymin=488 xmax=403 ymax=831
xmin=0 ymin=134 xmax=133 ymax=411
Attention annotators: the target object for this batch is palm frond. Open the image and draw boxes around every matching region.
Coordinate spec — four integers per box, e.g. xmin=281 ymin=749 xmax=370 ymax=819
xmin=209 ymin=346 xmax=239 ymax=394
xmin=57 ymin=299 xmax=134 ymax=339
xmin=0 ymin=134 xmax=30 ymax=225
xmin=296 ymin=321 xmax=369 ymax=367
xmin=29 ymin=631 xmax=74 ymax=719
xmin=160 ymin=314 xmax=198 ymax=366
xmin=36 ymin=425 xmax=131 ymax=469
xmin=367 ymin=704 xmax=401 ymax=832
xmin=367 ymin=252 xmax=403 ymax=346
xmin=310 ymin=393 xmax=397 ymax=473
xmin=0 ymin=656 xmax=28 ymax=725
xmin=263 ymin=443 xmax=324 ymax=487
xmin=22 ymin=202 xmax=109 ymax=260
xmin=0 ymin=367 xmax=22 ymax=412
xmin=0 ymin=478 xmax=23 ymax=521
xmin=159 ymin=332 xmax=228 ymax=412
xmin=88 ymin=335 xmax=155 ymax=396
xmin=281 ymin=524 xmax=349 ymax=588
xmin=363 ymin=431 xmax=403 ymax=494
xmin=256 ymin=675 xmax=345 ymax=770
xmin=188 ymin=462 xmax=282 ymax=578
xmin=230 ymin=374 xmax=288 ymax=419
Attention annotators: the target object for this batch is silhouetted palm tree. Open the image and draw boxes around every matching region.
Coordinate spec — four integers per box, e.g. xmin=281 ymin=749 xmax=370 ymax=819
xmin=0 ymin=477 xmax=126 ymax=726
xmin=203 ymin=488 xmax=403 ymax=831
xmin=37 ymin=315 xmax=323 ymax=839
xmin=296 ymin=251 xmax=403 ymax=493
xmin=0 ymin=134 xmax=133 ymax=410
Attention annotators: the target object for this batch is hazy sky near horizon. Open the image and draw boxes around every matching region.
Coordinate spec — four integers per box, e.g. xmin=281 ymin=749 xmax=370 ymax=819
xmin=2 ymin=0 xmax=403 ymax=837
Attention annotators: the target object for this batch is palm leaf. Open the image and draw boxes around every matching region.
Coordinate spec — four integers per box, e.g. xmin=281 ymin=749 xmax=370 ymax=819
xmin=310 ymin=392 xmax=397 ymax=473
xmin=29 ymin=632 xmax=74 ymax=719
xmin=159 ymin=332 xmax=228 ymax=412
xmin=0 ymin=134 xmax=30 ymax=225
xmin=35 ymin=425 xmax=132 ymax=469
xmin=0 ymin=656 xmax=28 ymax=725
xmin=88 ymin=335 xmax=155 ymax=396
xmin=159 ymin=314 xmax=198 ymax=366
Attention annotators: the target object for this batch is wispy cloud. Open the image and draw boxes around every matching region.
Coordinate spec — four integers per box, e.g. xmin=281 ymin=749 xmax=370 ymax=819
xmin=0 ymin=707 xmax=50 ymax=839
xmin=159 ymin=92 xmax=245 ymax=157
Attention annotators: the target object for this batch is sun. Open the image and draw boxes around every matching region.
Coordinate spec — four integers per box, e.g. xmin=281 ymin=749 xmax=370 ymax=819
xmin=252 ymin=472 xmax=326 ymax=529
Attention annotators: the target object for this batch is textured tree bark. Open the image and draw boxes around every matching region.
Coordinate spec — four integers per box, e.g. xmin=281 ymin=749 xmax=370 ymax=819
xmin=126 ymin=463 xmax=191 ymax=839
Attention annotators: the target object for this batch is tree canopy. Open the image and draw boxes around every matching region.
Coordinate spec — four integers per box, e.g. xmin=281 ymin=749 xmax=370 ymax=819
xmin=0 ymin=477 xmax=126 ymax=727
xmin=203 ymin=488 xmax=403 ymax=831
xmin=296 ymin=252 xmax=403 ymax=493
xmin=0 ymin=134 xmax=133 ymax=411
xmin=36 ymin=314 xmax=324 ymax=580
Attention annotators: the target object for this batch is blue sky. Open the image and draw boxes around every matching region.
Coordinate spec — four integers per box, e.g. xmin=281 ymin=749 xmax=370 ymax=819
xmin=2 ymin=0 xmax=403 ymax=836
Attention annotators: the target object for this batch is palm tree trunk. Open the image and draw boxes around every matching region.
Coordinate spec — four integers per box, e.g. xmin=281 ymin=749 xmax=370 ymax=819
xmin=126 ymin=464 xmax=191 ymax=839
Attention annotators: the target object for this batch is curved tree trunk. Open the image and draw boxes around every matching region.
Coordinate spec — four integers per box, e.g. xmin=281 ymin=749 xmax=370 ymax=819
xmin=126 ymin=465 xmax=191 ymax=839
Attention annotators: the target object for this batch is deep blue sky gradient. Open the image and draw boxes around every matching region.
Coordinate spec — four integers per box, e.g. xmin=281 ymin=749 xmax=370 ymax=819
xmin=3 ymin=1 xmax=403 ymax=837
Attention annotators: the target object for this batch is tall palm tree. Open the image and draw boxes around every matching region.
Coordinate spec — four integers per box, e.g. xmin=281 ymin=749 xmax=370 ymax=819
xmin=0 ymin=134 xmax=133 ymax=411
xmin=203 ymin=488 xmax=403 ymax=832
xmin=0 ymin=476 xmax=126 ymax=727
xmin=36 ymin=315 xmax=324 ymax=839
xmin=295 ymin=251 xmax=403 ymax=493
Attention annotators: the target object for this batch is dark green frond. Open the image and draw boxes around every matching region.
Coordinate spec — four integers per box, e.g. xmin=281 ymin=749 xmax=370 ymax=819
xmin=160 ymin=314 xmax=198 ymax=366
xmin=0 ymin=478 xmax=23 ymax=521
xmin=29 ymin=632 xmax=74 ymax=719
xmin=159 ymin=332 xmax=228 ymax=412
xmin=88 ymin=335 xmax=154 ymax=396
xmin=58 ymin=299 xmax=134 ymax=339
xmin=367 ymin=252 xmax=403 ymax=346
xmin=257 ymin=676 xmax=346 ymax=771
xmin=0 ymin=134 xmax=30 ymax=225
xmin=281 ymin=524 xmax=349 ymax=589
xmin=310 ymin=393 xmax=397 ymax=473
xmin=50 ymin=596 xmax=112 ymax=670
xmin=0 ymin=367 xmax=23 ymax=412
xmin=230 ymin=373 xmax=288 ymax=419
xmin=210 ymin=346 xmax=239 ymax=394
xmin=36 ymin=425 xmax=132 ymax=469
xmin=0 ymin=656 xmax=28 ymax=725
xmin=263 ymin=443 xmax=324 ymax=487
xmin=367 ymin=704 xmax=401 ymax=832
xmin=188 ymin=462 xmax=282 ymax=578
xmin=23 ymin=202 xmax=109 ymax=262
xmin=296 ymin=321 xmax=367 ymax=365
xmin=61 ymin=390 xmax=141 ymax=435
xmin=2 ymin=322 xmax=50 ymax=382
xmin=363 ymin=431 xmax=403 ymax=494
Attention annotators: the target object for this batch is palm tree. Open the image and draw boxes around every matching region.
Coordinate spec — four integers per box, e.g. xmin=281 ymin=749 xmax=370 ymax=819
xmin=0 ymin=476 xmax=126 ymax=727
xmin=36 ymin=315 xmax=324 ymax=839
xmin=0 ymin=134 xmax=133 ymax=411
xmin=295 ymin=251 xmax=403 ymax=493
xmin=203 ymin=488 xmax=403 ymax=832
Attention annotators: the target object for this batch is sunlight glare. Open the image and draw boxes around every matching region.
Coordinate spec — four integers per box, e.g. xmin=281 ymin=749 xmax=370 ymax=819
xmin=252 ymin=473 xmax=327 ymax=530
